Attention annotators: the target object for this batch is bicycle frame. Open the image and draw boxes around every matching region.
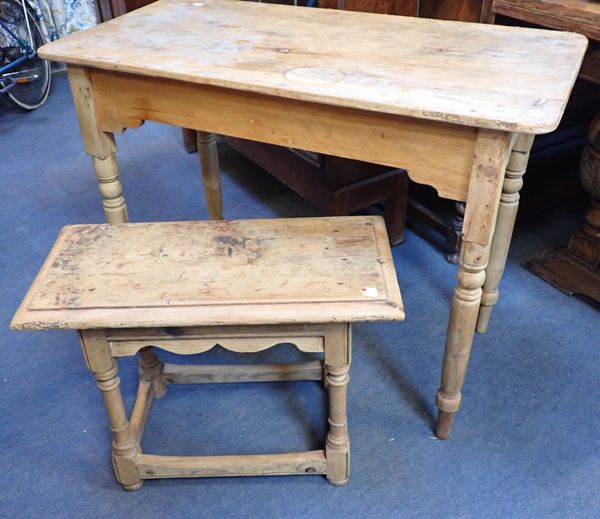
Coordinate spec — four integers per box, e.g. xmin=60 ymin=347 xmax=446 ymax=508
xmin=0 ymin=0 xmax=36 ymax=76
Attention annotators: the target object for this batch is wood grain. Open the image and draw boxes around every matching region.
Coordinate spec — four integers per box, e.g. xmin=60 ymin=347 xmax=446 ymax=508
xmin=129 ymin=379 xmax=153 ymax=442
xmin=89 ymin=68 xmax=477 ymax=201
xmin=161 ymin=361 xmax=324 ymax=384
xmin=435 ymin=129 xmax=511 ymax=439
xmin=67 ymin=67 xmax=128 ymax=223
xmin=138 ymin=451 xmax=327 ymax=478
xmin=39 ymin=0 xmax=587 ymax=133
xmin=318 ymin=0 xmax=419 ymax=16
xmin=493 ymin=0 xmax=600 ymax=41
xmin=10 ymin=217 xmax=404 ymax=330
xmin=110 ymin=336 xmax=324 ymax=357
xmin=419 ymin=0 xmax=486 ymax=22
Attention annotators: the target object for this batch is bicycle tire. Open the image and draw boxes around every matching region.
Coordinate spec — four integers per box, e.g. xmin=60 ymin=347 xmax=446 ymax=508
xmin=0 ymin=0 xmax=51 ymax=111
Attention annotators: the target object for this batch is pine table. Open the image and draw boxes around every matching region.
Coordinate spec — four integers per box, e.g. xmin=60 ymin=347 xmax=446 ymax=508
xmin=38 ymin=0 xmax=587 ymax=439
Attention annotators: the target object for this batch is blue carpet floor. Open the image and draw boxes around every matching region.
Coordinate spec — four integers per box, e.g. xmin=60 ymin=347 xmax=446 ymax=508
xmin=1 ymin=73 xmax=598 ymax=518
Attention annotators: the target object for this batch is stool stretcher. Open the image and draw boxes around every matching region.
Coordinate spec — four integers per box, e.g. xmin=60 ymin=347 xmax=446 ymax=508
xmin=137 ymin=451 xmax=328 ymax=479
xmin=162 ymin=361 xmax=324 ymax=384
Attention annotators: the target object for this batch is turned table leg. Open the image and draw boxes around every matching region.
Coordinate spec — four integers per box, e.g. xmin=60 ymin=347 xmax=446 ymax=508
xmin=384 ymin=171 xmax=409 ymax=246
xmin=324 ymin=324 xmax=351 ymax=485
xmin=435 ymin=130 xmax=511 ymax=439
xmin=196 ymin=131 xmax=223 ymax=220
xmin=182 ymin=128 xmax=198 ymax=153
xmin=67 ymin=66 xmax=128 ymax=224
xmin=476 ymin=134 xmax=534 ymax=333
xmin=79 ymin=330 xmax=142 ymax=490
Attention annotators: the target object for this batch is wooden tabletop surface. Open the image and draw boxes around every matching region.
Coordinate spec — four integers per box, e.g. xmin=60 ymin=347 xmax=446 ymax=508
xmin=39 ymin=0 xmax=587 ymax=133
xmin=11 ymin=217 xmax=404 ymax=330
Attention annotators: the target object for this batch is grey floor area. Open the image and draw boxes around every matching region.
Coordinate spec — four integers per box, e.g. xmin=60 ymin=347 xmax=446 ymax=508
xmin=1 ymin=73 xmax=598 ymax=519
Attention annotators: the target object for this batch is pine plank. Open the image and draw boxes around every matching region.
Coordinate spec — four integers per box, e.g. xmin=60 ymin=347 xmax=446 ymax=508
xmin=11 ymin=217 xmax=404 ymax=330
xmin=38 ymin=0 xmax=587 ymax=133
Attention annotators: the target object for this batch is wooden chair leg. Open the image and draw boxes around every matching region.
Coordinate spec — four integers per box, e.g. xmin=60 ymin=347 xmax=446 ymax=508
xmin=196 ymin=131 xmax=223 ymax=220
xmin=324 ymin=324 xmax=351 ymax=485
xmin=476 ymin=134 xmax=534 ymax=333
xmin=68 ymin=66 xmax=128 ymax=224
xmin=79 ymin=330 xmax=142 ymax=490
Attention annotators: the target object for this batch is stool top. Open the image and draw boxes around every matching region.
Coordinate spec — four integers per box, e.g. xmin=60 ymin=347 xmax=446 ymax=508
xmin=37 ymin=0 xmax=587 ymax=133
xmin=11 ymin=217 xmax=404 ymax=330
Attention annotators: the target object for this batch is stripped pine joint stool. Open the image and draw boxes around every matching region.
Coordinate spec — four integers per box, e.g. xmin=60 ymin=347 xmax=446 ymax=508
xmin=11 ymin=216 xmax=403 ymax=489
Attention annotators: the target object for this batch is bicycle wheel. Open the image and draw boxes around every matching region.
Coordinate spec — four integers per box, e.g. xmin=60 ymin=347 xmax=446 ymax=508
xmin=0 ymin=0 xmax=51 ymax=110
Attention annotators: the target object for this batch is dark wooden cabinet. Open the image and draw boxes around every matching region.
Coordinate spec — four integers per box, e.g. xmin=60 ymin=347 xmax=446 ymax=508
xmin=96 ymin=0 xmax=154 ymax=21
xmin=319 ymin=0 xmax=418 ymax=15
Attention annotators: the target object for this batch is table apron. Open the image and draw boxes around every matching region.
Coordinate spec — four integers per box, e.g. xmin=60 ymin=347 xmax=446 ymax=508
xmin=88 ymin=67 xmax=478 ymax=202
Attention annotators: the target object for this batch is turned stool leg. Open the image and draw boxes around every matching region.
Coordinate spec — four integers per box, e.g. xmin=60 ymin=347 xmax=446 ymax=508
xmin=79 ymin=330 xmax=142 ymax=491
xmin=196 ymin=131 xmax=223 ymax=220
xmin=139 ymin=347 xmax=167 ymax=398
xmin=324 ymin=324 xmax=351 ymax=485
xmin=68 ymin=66 xmax=128 ymax=224
xmin=476 ymin=134 xmax=534 ymax=333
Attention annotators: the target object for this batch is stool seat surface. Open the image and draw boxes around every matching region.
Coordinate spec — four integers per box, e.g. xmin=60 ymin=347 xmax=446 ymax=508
xmin=11 ymin=217 xmax=404 ymax=330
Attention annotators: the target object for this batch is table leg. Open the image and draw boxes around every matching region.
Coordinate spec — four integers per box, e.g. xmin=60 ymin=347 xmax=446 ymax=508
xmin=435 ymin=130 xmax=511 ymax=439
xmin=384 ymin=171 xmax=409 ymax=246
xmin=476 ymin=134 xmax=534 ymax=333
xmin=196 ymin=131 xmax=223 ymax=219
xmin=324 ymin=324 xmax=351 ymax=485
xmin=79 ymin=330 xmax=142 ymax=490
xmin=67 ymin=66 xmax=128 ymax=223
xmin=182 ymin=128 xmax=198 ymax=153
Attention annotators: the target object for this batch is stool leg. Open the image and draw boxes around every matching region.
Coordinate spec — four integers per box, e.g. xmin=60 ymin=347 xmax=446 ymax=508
xmin=324 ymin=324 xmax=351 ymax=485
xmin=79 ymin=330 xmax=142 ymax=491
xmin=139 ymin=347 xmax=167 ymax=398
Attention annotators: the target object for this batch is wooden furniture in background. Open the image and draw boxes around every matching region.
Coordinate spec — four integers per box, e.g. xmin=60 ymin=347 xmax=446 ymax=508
xmin=96 ymin=0 xmax=155 ymax=21
xmin=485 ymin=0 xmax=600 ymax=303
xmin=225 ymin=137 xmax=408 ymax=244
xmin=185 ymin=129 xmax=409 ymax=243
xmin=11 ymin=218 xmax=404 ymax=488
xmin=38 ymin=0 xmax=586 ymax=439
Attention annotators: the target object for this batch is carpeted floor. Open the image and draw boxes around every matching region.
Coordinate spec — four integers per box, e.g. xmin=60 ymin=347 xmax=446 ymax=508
xmin=1 ymin=73 xmax=598 ymax=519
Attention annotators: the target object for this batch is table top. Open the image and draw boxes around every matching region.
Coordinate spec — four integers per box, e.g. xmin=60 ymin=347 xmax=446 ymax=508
xmin=38 ymin=0 xmax=587 ymax=133
xmin=11 ymin=217 xmax=404 ymax=330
